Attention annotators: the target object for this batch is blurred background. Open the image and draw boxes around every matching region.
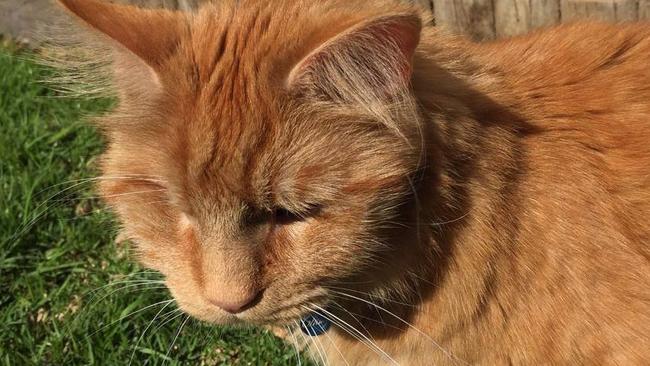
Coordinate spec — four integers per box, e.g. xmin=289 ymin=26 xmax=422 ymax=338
xmin=1 ymin=0 xmax=648 ymax=365
xmin=3 ymin=0 xmax=650 ymax=44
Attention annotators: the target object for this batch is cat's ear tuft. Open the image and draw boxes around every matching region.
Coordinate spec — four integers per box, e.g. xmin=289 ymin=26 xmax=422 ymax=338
xmin=287 ymin=14 xmax=422 ymax=101
xmin=57 ymin=0 xmax=184 ymax=69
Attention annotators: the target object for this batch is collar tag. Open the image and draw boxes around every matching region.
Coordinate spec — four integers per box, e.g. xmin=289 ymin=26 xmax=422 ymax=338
xmin=300 ymin=312 xmax=331 ymax=336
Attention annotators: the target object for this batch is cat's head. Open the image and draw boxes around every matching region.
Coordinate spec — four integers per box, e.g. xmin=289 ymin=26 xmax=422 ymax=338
xmin=57 ymin=0 xmax=424 ymax=325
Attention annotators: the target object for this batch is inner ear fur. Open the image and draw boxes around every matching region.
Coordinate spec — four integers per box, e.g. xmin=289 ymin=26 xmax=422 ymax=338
xmin=287 ymin=13 xmax=422 ymax=101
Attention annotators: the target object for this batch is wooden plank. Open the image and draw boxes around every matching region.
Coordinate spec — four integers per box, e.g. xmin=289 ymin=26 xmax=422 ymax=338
xmin=177 ymin=0 xmax=200 ymax=11
xmin=560 ymin=0 xmax=638 ymax=22
xmin=642 ymin=0 xmax=650 ymax=20
xmin=494 ymin=0 xmax=530 ymax=37
xmin=494 ymin=0 xmax=561 ymax=38
xmin=433 ymin=0 xmax=496 ymax=40
xmin=560 ymin=0 xmax=615 ymax=22
xmin=614 ymin=0 xmax=640 ymax=21
xmin=117 ymin=0 xmax=180 ymax=10
xmin=529 ymin=0 xmax=561 ymax=28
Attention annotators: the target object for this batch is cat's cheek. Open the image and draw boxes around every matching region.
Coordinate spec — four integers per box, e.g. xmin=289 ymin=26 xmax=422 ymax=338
xmin=165 ymin=278 xmax=212 ymax=320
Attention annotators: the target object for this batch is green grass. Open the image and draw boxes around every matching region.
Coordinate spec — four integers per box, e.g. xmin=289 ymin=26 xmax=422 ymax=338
xmin=0 ymin=43 xmax=306 ymax=365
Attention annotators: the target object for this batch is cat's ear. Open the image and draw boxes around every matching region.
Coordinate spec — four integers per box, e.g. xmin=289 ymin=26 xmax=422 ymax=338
xmin=287 ymin=14 xmax=421 ymax=101
xmin=58 ymin=0 xmax=184 ymax=70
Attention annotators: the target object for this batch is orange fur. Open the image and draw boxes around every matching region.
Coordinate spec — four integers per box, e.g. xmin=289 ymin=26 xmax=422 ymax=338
xmin=53 ymin=0 xmax=650 ymax=364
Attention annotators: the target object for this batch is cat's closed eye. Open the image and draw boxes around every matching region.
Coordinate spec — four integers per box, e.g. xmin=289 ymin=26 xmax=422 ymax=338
xmin=273 ymin=204 xmax=322 ymax=225
xmin=244 ymin=204 xmax=322 ymax=227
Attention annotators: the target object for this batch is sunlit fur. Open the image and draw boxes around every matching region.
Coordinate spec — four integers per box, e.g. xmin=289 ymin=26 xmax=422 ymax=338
xmin=52 ymin=0 xmax=650 ymax=364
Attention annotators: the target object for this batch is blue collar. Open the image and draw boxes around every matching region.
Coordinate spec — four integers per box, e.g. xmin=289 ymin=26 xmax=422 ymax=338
xmin=300 ymin=312 xmax=332 ymax=336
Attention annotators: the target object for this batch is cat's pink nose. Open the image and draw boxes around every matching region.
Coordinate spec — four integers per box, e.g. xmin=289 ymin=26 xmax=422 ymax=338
xmin=208 ymin=291 xmax=261 ymax=314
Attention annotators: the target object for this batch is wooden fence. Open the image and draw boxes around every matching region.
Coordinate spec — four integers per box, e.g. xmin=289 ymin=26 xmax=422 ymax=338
xmin=2 ymin=0 xmax=650 ymax=43
xmin=130 ymin=0 xmax=650 ymax=40
xmin=421 ymin=0 xmax=650 ymax=40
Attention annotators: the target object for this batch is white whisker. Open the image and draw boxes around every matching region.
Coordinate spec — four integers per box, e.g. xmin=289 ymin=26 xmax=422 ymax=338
xmin=329 ymin=290 xmax=467 ymax=365
xmin=150 ymin=308 xmax=185 ymax=335
xmin=325 ymin=285 xmax=417 ymax=308
xmin=304 ymin=304 xmax=399 ymax=365
xmin=86 ymin=299 xmax=175 ymax=339
xmin=322 ymin=320 xmax=350 ymax=366
xmin=86 ymin=283 xmax=167 ymax=306
xmin=285 ymin=325 xmax=303 ymax=366
xmin=5 ymin=174 xmax=167 ymax=248
xmin=298 ymin=319 xmax=327 ymax=366
xmin=431 ymin=211 xmax=470 ymax=227
xmin=164 ymin=314 xmax=190 ymax=363
xmin=87 ymin=279 xmax=166 ymax=295
xmin=35 ymin=174 xmax=165 ymax=196
xmin=128 ymin=300 xmax=173 ymax=366
xmin=53 ymin=189 xmax=167 ymax=203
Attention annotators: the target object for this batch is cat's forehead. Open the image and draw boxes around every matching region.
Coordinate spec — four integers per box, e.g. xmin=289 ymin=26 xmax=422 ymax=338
xmin=177 ymin=1 xmax=370 ymax=101
xmin=184 ymin=3 xmax=293 ymax=95
xmin=140 ymin=0 xmax=414 ymax=204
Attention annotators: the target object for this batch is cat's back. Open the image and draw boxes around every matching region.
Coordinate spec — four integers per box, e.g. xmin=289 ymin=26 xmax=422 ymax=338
xmin=469 ymin=21 xmax=650 ymax=221
xmin=477 ymin=21 xmax=650 ymax=124
xmin=454 ymin=22 xmax=650 ymax=239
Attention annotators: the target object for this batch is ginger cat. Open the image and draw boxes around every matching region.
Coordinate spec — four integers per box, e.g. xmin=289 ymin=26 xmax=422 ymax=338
xmin=53 ymin=0 xmax=650 ymax=364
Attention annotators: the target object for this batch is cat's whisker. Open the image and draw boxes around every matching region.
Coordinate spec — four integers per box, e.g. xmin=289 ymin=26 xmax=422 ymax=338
xmin=87 ymin=279 xmax=166 ymax=295
xmin=285 ymin=325 xmax=303 ymax=366
xmin=52 ymin=189 xmax=167 ymax=203
xmin=297 ymin=318 xmax=328 ymax=366
xmin=144 ymin=309 xmax=187 ymax=363
xmin=86 ymin=298 xmax=175 ymax=339
xmin=303 ymin=304 xmax=400 ymax=365
xmin=329 ymin=279 xmax=376 ymax=286
xmin=107 ymin=269 xmax=160 ymax=280
xmin=328 ymin=290 xmax=467 ymax=365
xmin=293 ymin=320 xmax=314 ymax=362
xmin=67 ymin=271 xmax=163 ymax=323
xmin=150 ymin=308 xmax=185 ymax=335
xmin=328 ymin=298 xmax=406 ymax=333
xmin=303 ymin=308 xmax=393 ymax=365
xmin=403 ymin=173 xmax=424 ymax=250
xmin=90 ymin=271 xmax=164 ymax=285
xmin=34 ymin=174 xmax=165 ymax=196
xmin=128 ymin=299 xmax=174 ymax=366
xmin=316 ymin=323 xmax=334 ymax=366
xmin=325 ymin=285 xmax=418 ymax=308
xmin=313 ymin=328 xmax=330 ymax=366
xmin=327 ymin=299 xmax=379 ymax=337
xmin=430 ymin=211 xmax=470 ymax=227
xmin=9 ymin=174 xmax=167 ymax=246
xmin=5 ymin=176 xmax=153 ymax=249
xmin=86 ymin=282 xmax=168 ymax=307
xmin=78 ymin=284 xmax=169 ymax=327
xmin=164 ymin=314 xmax=191 ymax=363
xmin=140 ymin=199 xmax=172 ymax=206
xmin=321 ymin=318 xmax=351 ymax=366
